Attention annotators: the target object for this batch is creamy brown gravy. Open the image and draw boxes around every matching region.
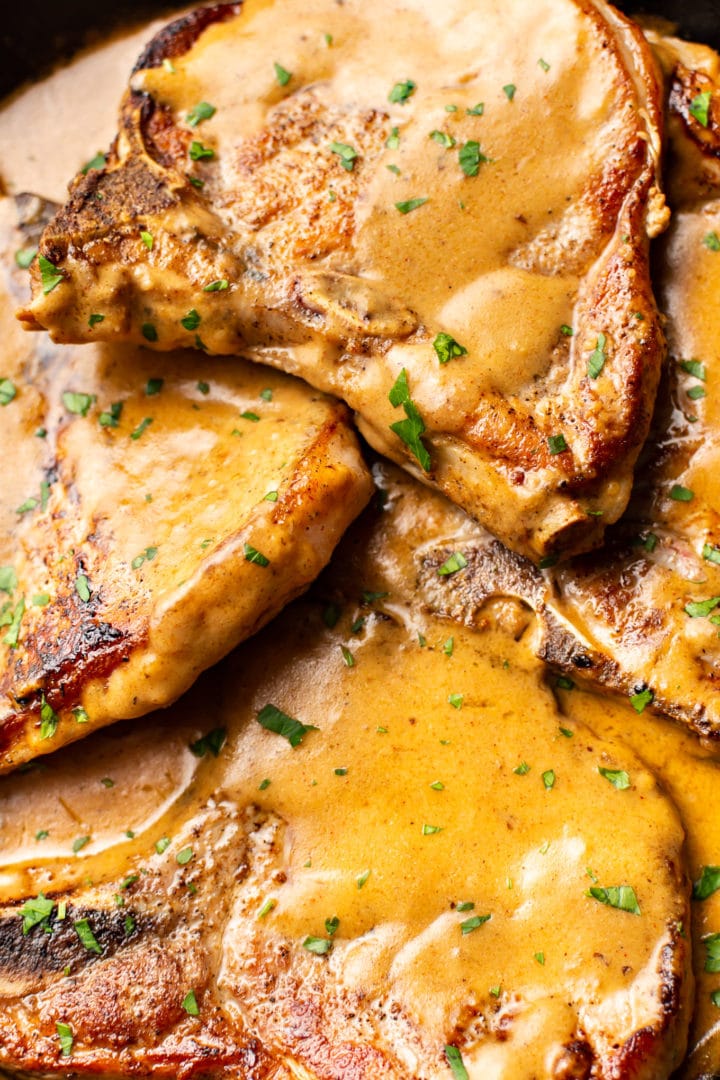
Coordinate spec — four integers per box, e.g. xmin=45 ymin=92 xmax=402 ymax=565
xmin=0 ymin=14 xmax=718 ymax=1079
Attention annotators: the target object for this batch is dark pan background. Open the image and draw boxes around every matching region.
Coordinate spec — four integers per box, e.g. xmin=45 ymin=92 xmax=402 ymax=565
xmin=0 ymin=0 xmax=718 ymax=101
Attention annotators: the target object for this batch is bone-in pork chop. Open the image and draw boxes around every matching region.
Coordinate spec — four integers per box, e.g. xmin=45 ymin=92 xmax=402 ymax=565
xmin=18 ymin=0 xmax=669 ymax=562
xmin=0 ymin=503 xmax=692 ymax=1078
xmin=0 ymin=196 xmax=371 ymax=774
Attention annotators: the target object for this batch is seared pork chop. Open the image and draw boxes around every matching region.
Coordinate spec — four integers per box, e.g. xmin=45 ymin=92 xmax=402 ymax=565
xmin=18 ymin=0 xmax=669 ymax=562
xmin=0 ymin=196 xmax=371 ymax=773
xmin=0 ymin=515 xmax=692 ymax=1078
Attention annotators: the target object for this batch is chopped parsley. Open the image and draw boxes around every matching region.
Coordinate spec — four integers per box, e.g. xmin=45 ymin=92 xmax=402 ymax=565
xmin=75 ymin=575 xmax=91 ymax=602
xmin=257 ymin=897 xmax=276 ymax=918
xmin=19 ymin=893 xmax=54 ymax=934
xmin=189 ymin=141 xmax=215 ymax=161
xmin=429 ymin=130 xmax=456 ymax=149
xmin=685 ymin=595 xmax=720 ymax=618
xmin=433 ymin=332 xmax=467 ymax=364
xmin=0 ymin=567 xmax=17 ymax=593
xmin=547 ymin=433 xmax=567 ymax=455
xmin=141 ymin=322 xmax=158 ymax=343
xmin=197 ymin=381 xmax=210 ymax=394
xmin=460 ymin=913 xmax=491 ymax=934
xmin=181 ymin=309 xmax=201 ymax=331
xmin=273 ymin=62 xmax=292 ymax=86
xmin=240 ymin=410 xmax=260 ymax=422
xmin=15 ymin=246 xmax=36 ymax=269
xmin=598 ymin=766 xmax=630 ymax=790
xmin=395 ymin=197 xmax=429 ymax=214
xmin=133 ymin=544 xmax=160 ymax=570
xmin=63 ymin=391 xmax=95 ymax=417
xmin=443 ymin=637 xmax=454 ymax=656
xmin=39 ymin=255 xmax=64 ymax=294
xmin=630 ymin=687 xmax=653 ymax=713
xmin=587 ymin=884 xmax=641 ymax=914
xmin=556 ymin=676 xmax=574 ymax=690
xmin=203 ymin=279 xmax=228 ymax=292
xmin=458 ymin=140 xmax=489 ymax=177
xmin=72 ymin=836 xmax=90 ymax=853
xmin=534 ymin=951 xmax=545 ymax=965
xmin=670 ymin=484 xmax=694 ymax=502
xmin=688 ymin=385 xmax=707 ymax=401
xmin=303 ymin=935 xmax=333 ymax=955
xmin=328 ymin=141 xmax=358 ymax=171
xmin=705 ymin=933 xmax=720 ymax=973
xmin=340 ymin=646 xmax=354 ymax=667
xmin=422 ymin=823 xmax=442 ymax=835
xmin=39 ymin=694 xmax=59 ymax=740
xmin=385 ymin=126 xmax=400 ymax=149
xmin=74 ymin=917 xmax=102 ymax=954
xmin=356 ymin=869 xmax=370 ymax=889
xmin=437 ymin=551 xmax=468 ymax=576
xmin=448 ymin=693 xmax=463 ymax=709
xmin=81 ymin=151 xmax=106 ymax=174
xmin=560 ymin=324 xmax=574 ymax=336
xmin=693 ymin=866 xmax=720 ymax=901
xmin=703 ymin=543 xmax=720 ymax=565
xmin=542 ymin=769 xmax=556 ymax=790
xmin=146 ymin=378 xmax=164 ymax=396
xmin=538 ymin=58 xmax=550 ymax=72
xmin=445 ymin=1045 xmax=469 ymax=1080
xmin=72 ymin=707 xmax=89 ymax=724
xmin=681 ymin=359 xmax=706 ymax=380
xmin=389 ymin=79 xmax=416 ymax=104
xmin=430 ymin=780 xmax=445 ymax=791
xmin=514 ymin=761 xmax=530 ymax=775
xmin=704 ymin=231 xmax=720 ymax=251
xmin=177 ymin=847 xmax=194 ymax=866
xmin=130 ymin=417 xmax=154 ymax=440
xmin=140 ymin=230 xmax=153 ymax=251
xmin=99 ymin=401 xmax=123 ymax=427
xmin=587 ymin=333 xmax=607 ymax=379
xmin=56 ymin=1022 xmax=74 ymax=1057
xmin=689 ymin=90 xmax=712 ymax=127
xmin=190 ymin=727 xmax=227 ymax=758
xmin=182 ymin=989 xmax=200 ymax=1015
xmin=244 ymin=543 xmax=270 ymax=567
xmin=187 ymin=101 xmax=216 ymax=127
xmin=3 ymin=597 xmax=25 ymax=647
xmin=388 ymin=368 xmax=431 ymax=471
xmin=256 ymin=703 xmax=318 ymax=747
xmin=0 ymin=378 xmax=16 ymax=406
xmin=466 ymin=103 xmax=484 ymax=116
xmin=503 ymin=83 xmax=517 ymax=101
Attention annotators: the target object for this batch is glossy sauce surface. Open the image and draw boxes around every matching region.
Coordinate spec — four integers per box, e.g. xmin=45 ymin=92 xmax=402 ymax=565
xmin=0 ymin=14 xmax=717 ymax=1079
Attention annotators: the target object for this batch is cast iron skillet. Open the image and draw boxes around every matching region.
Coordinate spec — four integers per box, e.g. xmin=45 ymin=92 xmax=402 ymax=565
xmin=0 ymin=0 xmax=718 ymax=101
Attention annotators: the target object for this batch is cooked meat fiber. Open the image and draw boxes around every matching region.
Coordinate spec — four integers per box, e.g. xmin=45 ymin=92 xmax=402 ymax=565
xmin=18 ymin=0 xmax=669 ymax=562
xmin=0 ymin=506 xmax=692 ymax=1078
xmin=0 ymin=197 xmax=371 ymax=773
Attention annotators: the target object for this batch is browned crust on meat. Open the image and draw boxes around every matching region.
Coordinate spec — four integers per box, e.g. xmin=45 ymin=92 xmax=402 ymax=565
xmin=132 ymin=3 xmax=242 ymax=75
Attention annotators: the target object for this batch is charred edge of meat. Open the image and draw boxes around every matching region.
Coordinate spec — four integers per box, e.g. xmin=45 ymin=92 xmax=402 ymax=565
xmin=132 ymin=3 xmax=243 ymax=75
xmin=669 ymin=65 xmax=720 ymax=160
xmin=0 ymin=906 xmax=141 ymax=978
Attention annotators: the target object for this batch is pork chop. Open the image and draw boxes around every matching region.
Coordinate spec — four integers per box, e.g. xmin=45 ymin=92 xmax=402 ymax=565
xmin=17 ymin=0 xmax=669 ymax=563
xmin=0 ymin=195 xmax=371 ymax=774
xmin=0 ymin=517 xmax=692 ymax=1078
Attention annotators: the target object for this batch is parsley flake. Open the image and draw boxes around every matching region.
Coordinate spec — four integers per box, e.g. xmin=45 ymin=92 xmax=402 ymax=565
xmin=689 ymin=90 xmax=712 ymax=127
xmin=587 ymin=885 xmax=641 ymax=915
xmin=182 ymin=989 xmax=200 ymax=1015
xmin=547 ymin=433 xmax=567 ymax=455
xmin=542 ymin=769 xmax=556 ymax=790
xmin=190 ymin=727 xmax=227 ymax=758
xmin=389 ymin=79 xmax=416 ymax=104
xmin=598 ymin=766 xmax=630 ymax=790
xmin=244 ymin=543 xmax=270 ymax=567
xmin=15 ymin=246 xmax=36 ymax=269
xmin=587 ymin=333 xmax=607 ymax=379
xmin=460 ymin=913 xmax=491 ymax=934
xmin=203 ymin=279 xmax=228 ymax=292
xmin=256 ymin=703 xmax=318 ymax=747
xmin=130 ymin=417 xmax=154 ymax=440
xmin=39 ymin=694 xmax=58 ymax=740
xmin=395 ymin=197 xmax=429 ymax=214
xmin=445 ymin=1045 xmax=469 ymax=1080
xmin=0 ymin=379 xmax=16 ymax=406
xmin=437 ymin=551 xmax=468 ymax=576
xmin=274 ymin=62 xmax=292 ymax=86
xmin=81 ymin=151 xmax=106 ymax=174
xmin=187 ymin=101 xmax=216 ymax=127
xmin=74 ymin=917 xmax=102 ymax=954
xmin=693 ymin=866 xmax=720 ymax=901
xmin=75 ymin=575 xmax=91 ymax=602
xmin=189 ymin=140 xmax=215 ymax=161
xmin=63 ymin=391 xmax=95 ymax=417
xmin=56 ymin=1022 xmax=74 ymax=1057
xmin=685 ymin=595 xmax=720 ymax=618
xmin=503 ymin=83 xmax=517 ymax=101
xmin=303 ymin=935 xmax=333 ymax=955
xmin=670 ymin=484 xmax=694 ymax=502
xmin=458 ymin=140 xmax=489 ymax=177
xmin=429 ymin=130 xmax=455 ymax=149
xmin=328 ymin=141 xmax=358 ymax=171
xmin=466 ymin=103 xmax=484 ymax=116
xmin=433 ymin=332 xmax=467 ymax=364
xmin=630 ymin=687 xmax=653 ymax=713
xmin=19 ymin=893 xmax=54 ymax=934
xmin=704 ymin=231 xmax=720 ymax=251
xmin=388 ymin=368 xmax=431 ymax=471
